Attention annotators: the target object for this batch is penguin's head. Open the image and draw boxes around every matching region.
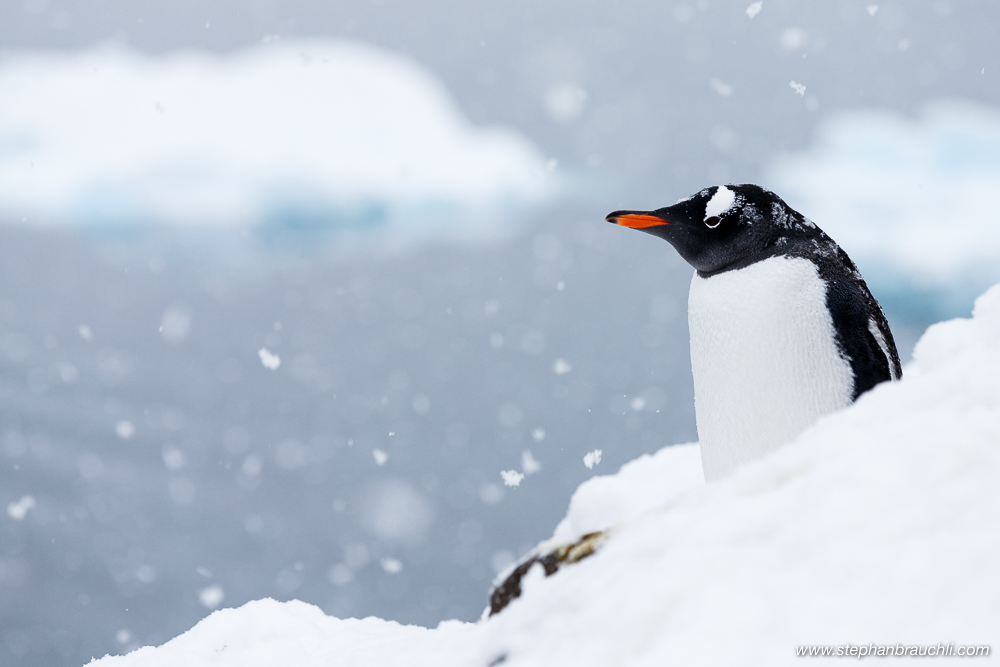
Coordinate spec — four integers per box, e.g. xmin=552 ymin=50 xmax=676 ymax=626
xmin=607 ymin=184 xmax=800 ymax=275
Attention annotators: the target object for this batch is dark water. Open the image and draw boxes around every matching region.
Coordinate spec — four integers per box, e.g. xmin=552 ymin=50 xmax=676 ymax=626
xmin=0 ymin=205 xmax=710 ymax=665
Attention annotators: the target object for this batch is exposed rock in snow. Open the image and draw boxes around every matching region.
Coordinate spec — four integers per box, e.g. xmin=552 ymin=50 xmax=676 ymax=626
xmin=90 ymin=283 xmax=1000 ymax=666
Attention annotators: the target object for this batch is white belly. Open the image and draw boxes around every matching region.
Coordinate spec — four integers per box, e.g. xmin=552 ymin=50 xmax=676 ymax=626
xmin=688 ymin=256 xmax=853 ymax=481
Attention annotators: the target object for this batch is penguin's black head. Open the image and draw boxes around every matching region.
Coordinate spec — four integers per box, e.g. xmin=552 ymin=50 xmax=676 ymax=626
xmin=607 ymin=184 xmax=805 ymax=275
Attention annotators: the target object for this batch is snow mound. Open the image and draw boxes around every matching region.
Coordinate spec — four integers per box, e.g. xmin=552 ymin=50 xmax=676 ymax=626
xmin=545 ymin=442 xmax=702 ymax=547
xmin=86 ymin=598 xmax=478 ymax=667
xmin=0 ymin=41 xmax=550 ymax=240
xmin=89 ymin=283 xmax=1000 ymax=666
xmin=766 ymin=100 xmax=1000 ymax=285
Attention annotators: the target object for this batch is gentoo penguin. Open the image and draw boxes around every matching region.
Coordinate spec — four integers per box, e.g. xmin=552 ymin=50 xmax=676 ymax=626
xmin=607 ymin=184 xmax=902 ymax=481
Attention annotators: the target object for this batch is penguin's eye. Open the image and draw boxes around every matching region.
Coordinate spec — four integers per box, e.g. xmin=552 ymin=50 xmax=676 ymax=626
xmin=704 ymin=216 xmax=721 ymax=229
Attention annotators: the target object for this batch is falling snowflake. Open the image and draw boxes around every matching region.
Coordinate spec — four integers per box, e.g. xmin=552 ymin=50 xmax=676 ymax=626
xmin=115 ymin=420 xmax=135 ymax=439
xmin=521 ymin=450 xmax=542 ymax=475
xmin=710 ymin=78 xmax=734 ymax=97
xmin=198 ymin=585 xmax=225 ymax=609
xmin=6 ymin=495 xmax=36 ymax=521
xmin=372 ymin=449 xmax=388 ymax=466
xmin=789 ymin=81 xmax=807 ymax=97
xmin=258 ymin=347 xmax=281 ymax=370
xmin=380 ymin=557 xmax=403 ymax=574
xmin=501 ymin=470 xmax=525 ymax=487
xmin=584 ymin=449 xmax=603 ymax=469
xmin=553 ymin=358 xmax=573 ymax=375
xmin=746 ymin=1 xmax=762 ymax=18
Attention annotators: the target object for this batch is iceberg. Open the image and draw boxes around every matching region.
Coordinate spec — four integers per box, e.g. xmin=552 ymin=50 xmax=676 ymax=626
xmin=88 ymin=282 xmax=1000 ymax=665
xmin=766 ymin=101 xmax=1000 ymax=289
xmin=0 ymin=41 xmax=550 ymax=243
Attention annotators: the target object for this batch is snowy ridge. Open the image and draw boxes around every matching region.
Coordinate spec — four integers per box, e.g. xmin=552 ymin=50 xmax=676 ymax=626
xmin=91 ymin=282 xmax=1000 ymax=666
xmin=544 ymin=442 xmax=702 ymax=549
xmin=84 ymin=598 xmax=478 ymax=667
xmin=0 ymin=41 xmax=550 ymax=241
xmin=766 ymin=100 xmax=1000 ymax=285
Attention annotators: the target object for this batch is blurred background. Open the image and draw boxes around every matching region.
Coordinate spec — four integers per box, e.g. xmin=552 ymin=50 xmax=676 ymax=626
xmin=1 ymin=1 xmax=999 ymax=664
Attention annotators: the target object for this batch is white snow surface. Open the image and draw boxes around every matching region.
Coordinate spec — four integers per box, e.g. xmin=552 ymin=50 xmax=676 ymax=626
xmin=91 ymin=282 xmax=1000 ymax=666
xmin=767 ymin=100 xmax=1000 ymax=283
xmin=0 ymin=41 xmax=549 ymax=238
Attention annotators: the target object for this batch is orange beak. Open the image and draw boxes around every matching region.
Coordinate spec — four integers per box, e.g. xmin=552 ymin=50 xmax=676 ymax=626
xmin=605 ymin=212 xmax=670 ymax=229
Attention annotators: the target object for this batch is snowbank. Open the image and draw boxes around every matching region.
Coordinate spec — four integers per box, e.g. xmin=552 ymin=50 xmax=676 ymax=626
xmin=84 ymin=598 xmax=479 ymax=667
xmin=90 ymin=282 xmax=1000 ymax=666
xmin=544 ymin=441 xmax=702 ymax=548
xmin=0 ymin=41 xmax=550 ymax=240
xmin=766 ymin=101 xmax=1000 ymax=286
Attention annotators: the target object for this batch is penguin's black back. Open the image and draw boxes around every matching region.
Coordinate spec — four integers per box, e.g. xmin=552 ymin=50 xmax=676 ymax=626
xmin=809 ymin=244 xmax=901 ymax=399
xmin=722 ymin=186 xmax=903 ymax=400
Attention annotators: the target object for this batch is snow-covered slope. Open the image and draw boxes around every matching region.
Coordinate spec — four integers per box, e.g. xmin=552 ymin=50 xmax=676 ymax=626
xmin=89 ymin=283 xmax=1000 ymax=666
xmin=0 ymin=41 xmax=549 ymax=241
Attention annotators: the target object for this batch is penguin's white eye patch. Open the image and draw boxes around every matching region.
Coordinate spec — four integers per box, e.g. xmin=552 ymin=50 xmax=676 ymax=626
xmin=704 ymin=216 xmax=721 ymax=228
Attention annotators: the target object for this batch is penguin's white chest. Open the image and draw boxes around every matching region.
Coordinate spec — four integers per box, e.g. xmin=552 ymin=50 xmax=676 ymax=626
xmin=688 ymin=255 xmax=853 ymax=481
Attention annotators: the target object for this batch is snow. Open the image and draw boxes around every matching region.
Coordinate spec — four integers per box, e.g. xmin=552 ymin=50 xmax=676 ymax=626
xmin=358 ymin=480 xmax=433 ymax=543
xmin=547 ymin=443 xmax=702 ymax=547
xmin=87 ymin=281 xmax=1000 ymax=666
xmin=257 ymin=348 xmax=281 ymax=370
xmin=500 ymin=470 xmax=524 ymax=487
xmin=198 ymin=585 xmax=225 ymax=610
xmin=159 ymin=307 xmax=192 ymax=343
xmin=709 ymin=78 xmax=734 ymax=97
xmin=6 ymin=495 xmax=36 ymax=521
xmin=582 ymin=449 xmax=602 ymax=469
xmin=543 ymin=83 xmax=588 ymax=122
xmin=0 ymin=41 xmax=550 ymax=239
xmin=380 ymin=558 xmax=403 ymax=574
xmin=372 ymin=449 xmax=388 ymax=466
xmin=88 ymin=599 xmax=480 ymax=667
xmin=520 ymin=450 xmax=542 ymax=475
xmin=745 ymin=2 xmax=763 ymax=19
xmin=552 ymin=358 xmax=572 ymax=375
xmin=781 ymin=29 xmax=808 ymax=52
xmin=703 ymin=185 xmax=735 ymax=219
xmin=766 ymin=100 xmax=1000 ymax=285
xmin=789 ymin=80 xmax=806 ymax=96
xmin=115 ymin=420 xmax=136 ymax=439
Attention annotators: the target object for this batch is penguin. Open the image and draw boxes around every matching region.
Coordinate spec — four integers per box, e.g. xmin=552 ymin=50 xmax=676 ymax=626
xmin=607 ymin=184 xmax=902 ymax=481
